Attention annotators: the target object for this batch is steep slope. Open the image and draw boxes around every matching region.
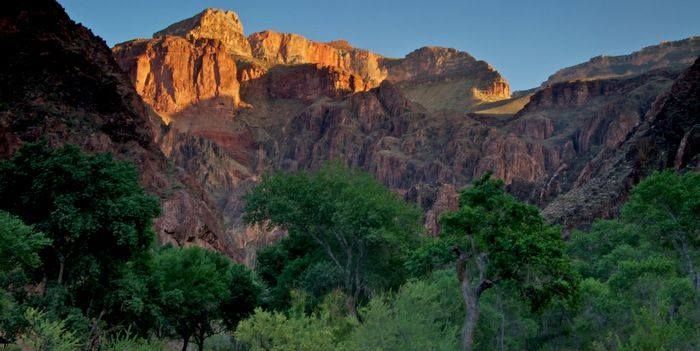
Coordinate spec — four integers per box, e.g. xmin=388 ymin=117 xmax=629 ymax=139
xmin=0 ymin=0 xmax=236 ymax=256
xmin=113 ymin=36 xmax=243 ymax=123
xmin=247 ymin=30 xmax=386 ymax=86
xmin=543 ymin=37 xmax=700 ymax=86
xmin=543 ymin=58 xmax=700 ymax=228
xmin=383 ymin=47 xmax=510 ymax=111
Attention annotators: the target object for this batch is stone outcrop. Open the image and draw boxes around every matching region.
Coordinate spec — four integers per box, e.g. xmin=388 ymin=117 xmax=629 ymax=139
xmin=0 ymin=0 xmax=231 ymax=256
xmin=113 ymin=36 xmax=241 ymax=123
xmin=383 ymin=47 xmax=510 ymax=111
xmin=154 ymin=8 xmax=252 ymax=57
xmin=114 ymin=9 xmax=512 ymax=120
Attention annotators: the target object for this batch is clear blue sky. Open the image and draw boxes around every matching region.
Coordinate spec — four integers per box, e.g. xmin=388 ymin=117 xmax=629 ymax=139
xmin=58 ymin=0 xmax=699 ymax=90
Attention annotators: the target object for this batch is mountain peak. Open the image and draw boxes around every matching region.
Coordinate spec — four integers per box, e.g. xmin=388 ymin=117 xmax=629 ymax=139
xmin=153 ymin=8 xmax=251 ymax=56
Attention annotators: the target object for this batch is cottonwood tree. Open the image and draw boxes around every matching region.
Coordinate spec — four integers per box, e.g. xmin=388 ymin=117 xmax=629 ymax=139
xmin=244 ymin=162 xmax=421 ymax=317
xmin=440 ymin=174 xmax=577 ymax=351
xmin=621 ymin=170 xmax=700 ymax=291
xmin=0 ymin=142 xmax=160 ymax=336
xmin=151 ymin=246 xmax=258 ymax=351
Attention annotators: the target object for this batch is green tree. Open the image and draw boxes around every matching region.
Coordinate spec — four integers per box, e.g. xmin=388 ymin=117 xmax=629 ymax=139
xmin=22 ymin=308 xmax=82 ymax=351
xmin=621 ymin=170 xmax=699 ymax=290
xmin=0 ymin=141 xmax=160 ymax=333
xmin=235 ymin=308 xmax=337 ymax=351
xmin=151 ymin=246 xmax=258 ymax=351
xmin=440 ymin=174 xmax=578 ymax=351
xmin=344 ymin=269 xmax=461 ymax=351
xmin=566 ymin=172 xmax=700 ymax=351
xmin=245 ymin=162 xmax=422 ymax=316
xmin=254 ymin=232 xmax=341 ymax=311
xmin=0 ymin=211 xmax=50 ymax=343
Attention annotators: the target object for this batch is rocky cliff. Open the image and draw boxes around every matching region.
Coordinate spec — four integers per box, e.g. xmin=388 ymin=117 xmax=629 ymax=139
xmin=113 ymin=36 xmax=242 ymax=123
xmin=13 ymin=3 xmax=694 ymax=262
xmin=543 ymin=58 xmax=700 ymax=228
xmin=248 ymin=30 xmax=387 ymax=86
xmin=0 ymin=0 xmax=233 ymax=256
xmin=114 ymin=8 xmax=511 ymax=120
xmin=154 ymin=8 xmax=252 ymax=57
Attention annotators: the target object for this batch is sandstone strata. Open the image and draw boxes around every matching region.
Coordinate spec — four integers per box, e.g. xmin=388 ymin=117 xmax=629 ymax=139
xmin=543 ymin=36 xmax=700 ymax=85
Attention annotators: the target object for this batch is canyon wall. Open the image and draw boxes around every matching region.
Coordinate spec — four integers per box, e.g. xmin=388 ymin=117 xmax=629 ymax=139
xmin=109 ymin=8 xmax=699 ymax=263
xmin=7 ymin=3 xmax=696 ymax=263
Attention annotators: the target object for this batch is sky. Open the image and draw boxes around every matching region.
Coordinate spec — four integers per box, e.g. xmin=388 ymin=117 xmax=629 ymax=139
xmin=57 ymin=0 xmax=700 ymax=91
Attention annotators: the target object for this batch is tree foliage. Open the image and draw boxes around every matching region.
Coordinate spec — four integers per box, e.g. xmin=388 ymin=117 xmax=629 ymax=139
xmin=151 ymin=246 xmax=259 ymax=351
xmin=245 ymin=162 xmax=422 ymax=315
xmin=440 ymin=174 xmax=578 ymax=350
xmin=0 ymin=211 xmax=50 ymax=343
xmin=0 ymin=141 xmax=160 ymax=327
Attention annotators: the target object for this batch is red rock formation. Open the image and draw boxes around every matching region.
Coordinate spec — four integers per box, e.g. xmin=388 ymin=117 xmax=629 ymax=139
xmin=113 ymin=36 xmax=241 ymax=123
xmin=154 ymin=8 xmax=252 ymax=57
xmin=263 ymin=64 xmax=369 ymax=101
xmin=543 ymin=58 xmax=700 ymax=228
xmin=248 ymin=30 xmax=387 ymax=86
xmin=108 ymin=7 xmax=699 ymax=257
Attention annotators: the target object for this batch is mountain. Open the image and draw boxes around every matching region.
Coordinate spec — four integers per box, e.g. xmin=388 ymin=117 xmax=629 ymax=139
xmin=107 ymin=7 xmax=700 ymax=262
xmin=0 ymin=0 xmax=238 ymax=256
xmin=2 ymin=2 xmax=697 ymax=263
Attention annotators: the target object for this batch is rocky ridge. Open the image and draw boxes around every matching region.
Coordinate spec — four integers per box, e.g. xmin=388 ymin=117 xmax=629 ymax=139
xmin=543 ymin=36 xmax=700 ymax=86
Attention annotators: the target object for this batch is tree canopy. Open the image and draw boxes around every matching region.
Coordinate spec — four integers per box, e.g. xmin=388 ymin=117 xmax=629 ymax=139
xmin=440 ymin=174 xmax=578 ymax=350
xmin=151 ymin=246 xmax=259 ymax=351
xmin=244 ymin=162 xmax=422 ymax=315
xmin=0 ymin=142 xmax=160 ymax=306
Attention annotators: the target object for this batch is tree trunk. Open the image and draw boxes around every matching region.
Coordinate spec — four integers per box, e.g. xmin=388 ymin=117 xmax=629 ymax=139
xmin=461 ymin=277 xmax=480 ymax=351
xmin=57 ymin=255 xmax=65 ymax=284
xmin=197 ymin=339 xmax=205 ymax=351
xmin=454 ymin=246 xmax=494 ymax=351
xmin=347 ymin=294 xmax=358 ymax=319
xmin=181 ymin=335 xmax=190 ymax=351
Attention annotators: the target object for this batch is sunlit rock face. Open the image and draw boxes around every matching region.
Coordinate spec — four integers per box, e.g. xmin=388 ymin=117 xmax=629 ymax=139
xmin=113 ymin=36 xmax=242 ymax=123
xmin=109 ymin=7 xmax=699 ymax=262
xmin=248 ymin=30 xmax=388 ymax=87
xmin=154 ymin=8 xmax=252 ymax=57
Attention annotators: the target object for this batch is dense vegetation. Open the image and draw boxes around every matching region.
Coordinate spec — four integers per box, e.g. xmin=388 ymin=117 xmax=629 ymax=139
xmin=0 ymin=143 xmax=258 ymax=351
xmin=0 ymin=142 xmax=697 ymax=350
